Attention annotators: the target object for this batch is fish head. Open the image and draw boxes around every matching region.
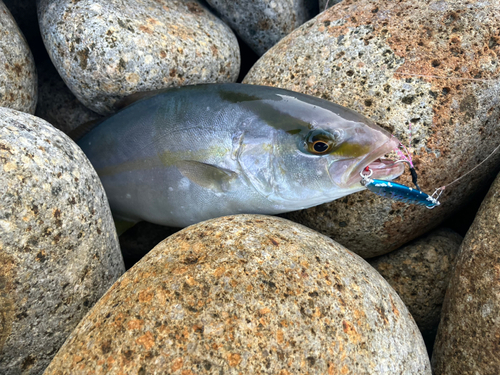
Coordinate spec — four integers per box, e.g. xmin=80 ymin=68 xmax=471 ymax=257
xmin=237 ymin=89 xmax=405 ymax=209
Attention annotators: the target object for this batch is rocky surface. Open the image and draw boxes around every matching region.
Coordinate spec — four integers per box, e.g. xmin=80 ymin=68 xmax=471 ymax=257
xmin=35 ymin=59 xmax=103 ymax=135
xmin=205 ymin=0 xmax=317 ymax=56
xmin=0 ymin=0 xmax=37 ymax=114
xmin=369 ymin=228 xmax=462 ymax=339
xmin=244 ymin=0 xmax=500 ymax=258
xmin=432 ymin=172 xmax=500 ymax=374
xmin=0 ymin=108 xmax=125 ymax=375
xmin=43 ymin=215 xmax=431 ymax=374
xmin=37 ymin=0 xmax=240 ymax=115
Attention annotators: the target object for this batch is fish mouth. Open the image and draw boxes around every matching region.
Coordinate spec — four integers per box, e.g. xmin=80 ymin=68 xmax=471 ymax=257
xmin=345 ymin=139 xmax=405 ymax=186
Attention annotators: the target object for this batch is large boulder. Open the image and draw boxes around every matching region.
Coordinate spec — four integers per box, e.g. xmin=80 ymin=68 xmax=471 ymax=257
xmin=37 ymin=0 xmax=240 ymax=115
xmin=0 ymin=108 xmax=124 ymax=374
xmin=0 ymin=0 xmax=37 ymax=114
xmin=205 ymin=0 xmax=317 ymax=56
xmin=244 ymin=0 xmax=500 ymax=258
xmin=43 ymin=215 xmax=430 ymax=374
xmin=432 ymin=172 xmax=500 ymax=374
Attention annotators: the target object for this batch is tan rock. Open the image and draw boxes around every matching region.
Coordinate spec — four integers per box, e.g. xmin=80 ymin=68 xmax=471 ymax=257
xmin=43 ymin=215 xmax=430 ymax=374
xmin=432 ymin=173 xmax=500 ymax=374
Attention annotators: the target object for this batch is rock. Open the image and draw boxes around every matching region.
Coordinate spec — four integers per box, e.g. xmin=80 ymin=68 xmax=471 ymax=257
xmin=205 ymin=0 xmax=318 ymax=56
xmin=0 ymin=0 xmax=37 ymax=114
xmin=243 ymin=0 xmax=500 ymax=258
xmin=37 ymin=0 xmax=240 ymax=115
xmin=369 ymin=228 xmax=462 ymax=340
xmin=432 ymin=173 xmax=500 ymax=374
xmin=0 ymin=108 xmax=125 ymax=375
xmin=35 ymin=59 xmax=103 ymax=135
xmin=43 ymin=215 xmax=431 ymax=374
xmin=319 ymin=0 xmax=343 ymax=11
xmin=3 ymin=0 xmax=47 ymax=61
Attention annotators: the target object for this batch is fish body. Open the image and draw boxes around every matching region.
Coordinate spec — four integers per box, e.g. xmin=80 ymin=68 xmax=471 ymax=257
xmin=77 ymin=83 xmax=404 ymax=227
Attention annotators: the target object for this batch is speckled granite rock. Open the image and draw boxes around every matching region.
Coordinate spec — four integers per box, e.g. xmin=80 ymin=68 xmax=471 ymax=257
xmin=205 ymin=0 xmax=317 ymax=56
xmin=432 ymin=173 xmax=500 ymax=374
xmin=44 ymin=215 xmax=431 ymax=374
xmin=35 ymin=59 xmax=103 ymax=135
xmin=244 ymin=0 xmax=500 ymax=258
xmin=37 ymin=0 xmax=240 ymax=115
xmin=319 ymin=0 xmax=343 ymax=11
xmin=3 ymin=0 xmax=47 ymax=61
xmin=0 ymin=108 xmax=125 ymax=375
xmin=0 ymin=1 xmax=37 ymax=114
xmin=369 ymin=228 xmax=462 ymax=339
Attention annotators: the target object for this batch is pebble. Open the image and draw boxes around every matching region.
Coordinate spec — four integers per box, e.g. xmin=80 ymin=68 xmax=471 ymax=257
xmin=43 ymin=215 xmax=430 ymax=374
xmin=37 ymin=0 xmax=240 ymax=115
xmin=0 ymin=0 xmax=37 ymax=114
xmin=432 ymin=172 xmax=500 ymax=374
xmin=35 ymin=59 xmax=103 ymax=135
xmin=205 ymin=0 xmax=317 ymax=55
xmin=0 ymin=108 xmax=125 ymax=375
xmin=244 ymin=0 xmax=500 ymax=258
xmin=369 ymin=228 xmax=462 ymax=340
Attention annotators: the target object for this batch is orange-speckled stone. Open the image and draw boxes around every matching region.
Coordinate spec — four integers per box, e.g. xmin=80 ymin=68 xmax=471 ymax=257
xmin=243 ymin=0 xmax=500 ymax=258
xmin=44 ymin=215 xmax=431 ymax=374
xmin=432 ymin=172 xmax=500 ymax=374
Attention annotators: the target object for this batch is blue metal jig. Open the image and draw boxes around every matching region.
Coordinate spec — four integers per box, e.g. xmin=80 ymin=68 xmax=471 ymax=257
xmin=360 ymin=169 xmax=441 ymax=209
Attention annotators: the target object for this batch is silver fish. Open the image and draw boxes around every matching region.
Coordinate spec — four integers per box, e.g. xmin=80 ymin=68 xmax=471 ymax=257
xmin=77 ymin=83 xmax=404 ymax=228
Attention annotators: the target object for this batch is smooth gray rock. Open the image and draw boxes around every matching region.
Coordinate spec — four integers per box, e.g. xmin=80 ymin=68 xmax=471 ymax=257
xmin=369 ymin=228 xmax=462 ymax=338
xmin=206 ymin=0 xmax=317 ymax=56
xmin=44 ymin=215 xmax=431 ymax=374
xmin=37 ymin=0 xmax=240 ymax=115
xmin=244 ymin=0 xmax=500 ymax=258
xmin=35 ymin=59 xmax=103 ymax=135
xmin=432 ymin=172 xmax=500 ymax=374
xmin=0 ymin=108 xmax=125 ymax=375
xmin=0 ymin=0 xmax=37 ymax=114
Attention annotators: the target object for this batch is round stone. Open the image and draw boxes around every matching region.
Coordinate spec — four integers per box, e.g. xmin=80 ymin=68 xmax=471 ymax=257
xmin=432 ymin=172 xmax=500 ymax=374
xmin=0 ymin=0 xmax=37 ymax=114
xmin=369 ymin=228 xmax=462 ymax=339
xmin=37 ymin=0 xmax=240 ymax=115
xmin=0 ymin=108 xmax=125 ymax=375
xmin=205 ymin=0 xmax=317 ymax=56
xmin=35 ymin=59 xmax=103 ymax=135
xmin=243 ymin=0 xmax=500 ymax=258
xmin=43 ymin=215 xmax=430 ymax=374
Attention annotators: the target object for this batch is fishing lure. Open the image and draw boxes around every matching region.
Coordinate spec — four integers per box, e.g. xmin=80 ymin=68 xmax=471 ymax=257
xmin=360 ymin=167 xmax=441 ymax=209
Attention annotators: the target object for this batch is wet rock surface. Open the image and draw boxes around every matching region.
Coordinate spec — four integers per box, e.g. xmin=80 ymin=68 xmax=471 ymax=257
xmin=0 ymin=108 xmax=125 ymax=375
xmin=37 ymin=0 xmax=240 ymax=115
xmin=43 ymin=215 xmax=431 ymax=374
xmin=369 ymin=228 xmax=462 ymax=340
xmin=244 ymin=0 xmax=500 ymax=258
xmin=205 ymin=0 xmax=317 ymax=56
xmin=35 ymin=59 xmax=103 ymax=135
xmin=0 ymin=0 xmax=37 ymax=114
xmin=432 ymin=173 xmax=500 ymax=374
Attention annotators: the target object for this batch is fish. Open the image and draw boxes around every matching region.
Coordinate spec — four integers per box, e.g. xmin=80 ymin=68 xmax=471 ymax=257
xmin=76 ymin=83 xmax=405 ymax=229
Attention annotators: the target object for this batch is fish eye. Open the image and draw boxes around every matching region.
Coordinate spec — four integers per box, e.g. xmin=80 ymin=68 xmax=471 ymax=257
xmin=312 ymin=140 xmax=330 ymax=153
xmin=301 ymin=129 xmax=339 ymax=155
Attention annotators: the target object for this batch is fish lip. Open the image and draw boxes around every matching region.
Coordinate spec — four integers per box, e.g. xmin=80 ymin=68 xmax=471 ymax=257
xmin=345 ymin=139 xmax=405 ymax=186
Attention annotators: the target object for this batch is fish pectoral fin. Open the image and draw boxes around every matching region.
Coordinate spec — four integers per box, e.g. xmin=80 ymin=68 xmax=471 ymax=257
xmin=176 ymin=160 xmax=237 ymax=192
